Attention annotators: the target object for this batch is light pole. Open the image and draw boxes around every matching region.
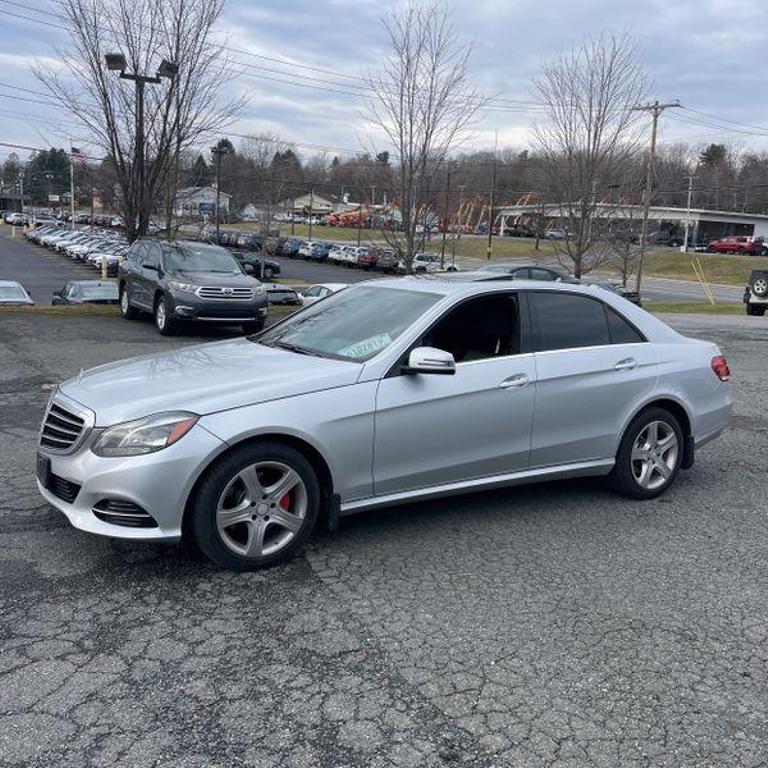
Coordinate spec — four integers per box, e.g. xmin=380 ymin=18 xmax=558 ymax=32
xmin=105 ymin=53 xmax=176 ymax=239
xmin=211 ymin=144 xmax=230 ymax=242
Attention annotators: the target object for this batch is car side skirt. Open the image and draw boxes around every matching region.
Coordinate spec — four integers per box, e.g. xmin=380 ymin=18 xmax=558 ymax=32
xmin=340 ymin=459 xmax=615 ymax=516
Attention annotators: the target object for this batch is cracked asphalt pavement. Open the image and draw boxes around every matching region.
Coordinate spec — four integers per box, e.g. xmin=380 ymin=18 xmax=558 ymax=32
xmin=1 ymin=310 xmax=767 ymax=767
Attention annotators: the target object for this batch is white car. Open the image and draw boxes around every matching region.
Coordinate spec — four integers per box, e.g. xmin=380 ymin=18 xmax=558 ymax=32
xmin=300 ymin=283 xmax=347 ymax=306
xmin=0 ymin=280 xmax=33 ymax=305
xmin=397 ymin=252 xmax=442 ymax=273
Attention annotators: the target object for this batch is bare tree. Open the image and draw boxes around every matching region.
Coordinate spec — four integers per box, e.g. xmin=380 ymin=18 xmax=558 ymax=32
xmin=35 ymin=0 xmax=243 ymax=241
xmin=366 ymin=2 xmax=486 ymax=271
xmin=532 ymin=33 xmax=649 ymax=278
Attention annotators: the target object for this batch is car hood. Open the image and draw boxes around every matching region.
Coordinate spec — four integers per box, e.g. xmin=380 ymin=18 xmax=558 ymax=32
xmin=59 ymin=338 xmax=362 ymax=426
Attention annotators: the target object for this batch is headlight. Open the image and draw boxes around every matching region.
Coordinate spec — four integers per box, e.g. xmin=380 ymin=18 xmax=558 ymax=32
xmin=253 ymin=283 xmax=266 ymax=293
xmin=168 ymin=280 xmax=200 ymax=294
xmin=92 ymin=412 xmax=199 ymax=457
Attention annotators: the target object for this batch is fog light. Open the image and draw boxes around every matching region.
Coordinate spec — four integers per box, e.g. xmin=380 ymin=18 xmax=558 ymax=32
xmin=175 ymin=305 xmax=194 ymax=316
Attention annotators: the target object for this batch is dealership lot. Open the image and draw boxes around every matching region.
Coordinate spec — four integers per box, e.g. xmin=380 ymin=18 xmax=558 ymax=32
xmin=0 ymin=307 xmax=766 ymax=767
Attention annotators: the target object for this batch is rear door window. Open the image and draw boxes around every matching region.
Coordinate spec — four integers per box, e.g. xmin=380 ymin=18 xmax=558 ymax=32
xmin=530 ymin=292 xmax=610 ymax=351
xmin=606 ymin=306 xmax=645 ymax=344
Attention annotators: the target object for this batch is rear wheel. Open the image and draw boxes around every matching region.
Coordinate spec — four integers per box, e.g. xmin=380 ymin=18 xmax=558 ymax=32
xmin=189 ymin=442 xmax=320 ymax=571
xmin=241 ymin=320 xmax=264 ymax=334
xmin=120 ymin=286 xmax=138 ymax=319
xmin=610 ymin=407 xmax=683 ymax=499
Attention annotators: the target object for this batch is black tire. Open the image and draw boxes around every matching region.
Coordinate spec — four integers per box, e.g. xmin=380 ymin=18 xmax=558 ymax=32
xmin=189 ymin=441 xmax=321 ymax=571
xmin=746 ymin=304 xmax=756 ymax=316
xmin=609 ymin=407 xmax=684 ymax=500
xmin=119 ymin=285 xmax=138 ymax=319
xmin=154 ymin=294 xmax=176 ymax=336
xmin=241 ymin=320 xmax=264 ymax=334
xmin=747 ymin=304 xmax=766 ymax=316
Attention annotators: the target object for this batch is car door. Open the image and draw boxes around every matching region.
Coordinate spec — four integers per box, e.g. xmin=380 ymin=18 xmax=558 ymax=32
xmin=373 ymin=292 xmax=536 ymax=495
xmin=133 ymin=242 xmax=160 ymax=309
xmin=527 ymin=291 xmax=658 ymax=468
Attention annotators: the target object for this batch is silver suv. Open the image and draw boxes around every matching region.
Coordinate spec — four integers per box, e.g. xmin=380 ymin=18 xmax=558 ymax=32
xmin=36 ymin=279 xmax=732 ymax=570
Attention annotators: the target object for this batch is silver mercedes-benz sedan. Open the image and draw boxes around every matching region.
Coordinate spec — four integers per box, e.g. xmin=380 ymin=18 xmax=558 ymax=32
xmin=36 ymin=279 xmax=732 ymax=570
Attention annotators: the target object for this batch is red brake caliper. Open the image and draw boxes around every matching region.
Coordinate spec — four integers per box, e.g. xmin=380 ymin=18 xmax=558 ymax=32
xmin=279 ymin=493 xmax=291 ymax=511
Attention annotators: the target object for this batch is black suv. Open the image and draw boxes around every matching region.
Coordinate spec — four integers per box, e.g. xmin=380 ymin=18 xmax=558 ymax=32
xmin=744 ymin=269 xmax=768 ymax=316
xmin=118 ymin=239 xmax=269 ymax=335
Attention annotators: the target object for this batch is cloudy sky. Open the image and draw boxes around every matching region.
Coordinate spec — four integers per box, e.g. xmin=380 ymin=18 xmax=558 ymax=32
xmin=1 ymin=0 xmax=768 ymax=163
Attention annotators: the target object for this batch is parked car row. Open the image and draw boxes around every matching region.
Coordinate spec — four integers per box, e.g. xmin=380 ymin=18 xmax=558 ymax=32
xmin=24 ymin=224 xmax=128 ymax=276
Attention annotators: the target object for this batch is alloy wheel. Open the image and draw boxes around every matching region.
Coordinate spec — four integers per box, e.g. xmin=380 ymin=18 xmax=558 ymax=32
xmin=120 ymin=291 xmax=129 ymax=315
xmin=752 ymin=278 xmax=768 ymax=297
xmin=155 ymin=300 xmax=166 ymax=330
xmin=215 ymin=461 xmax=307 ymax=559
xmin=631 ymin=420 xmax=679 ymax=490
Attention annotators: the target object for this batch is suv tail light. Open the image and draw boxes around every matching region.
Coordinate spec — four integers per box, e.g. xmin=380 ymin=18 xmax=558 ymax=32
xmin=711 ymin=355 xmax=731 ymax=382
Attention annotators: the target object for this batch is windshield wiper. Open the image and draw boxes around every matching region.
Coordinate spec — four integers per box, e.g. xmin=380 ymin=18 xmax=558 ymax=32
xmin=262 ymin=340 xmax=336 ymax=359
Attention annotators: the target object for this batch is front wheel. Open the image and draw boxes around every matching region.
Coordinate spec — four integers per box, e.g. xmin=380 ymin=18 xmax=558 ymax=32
xmin=189 ymin=442 xmax=320 ymax=571
xmin=154 ymin=295 xmax=176 ymax=336
xmin=242 ymin=320 xmax=265 ymax=334
xmin=609 ymin=408 xmax=683 ymax=499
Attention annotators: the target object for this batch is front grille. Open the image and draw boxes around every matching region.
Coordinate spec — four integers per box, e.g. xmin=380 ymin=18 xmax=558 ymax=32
xmin=40 ymin=402 xmax=85 ymax=452
xmin=49 ymin=473 xmax=81 ymax=503
xmin=93 ymin=499 xmax=158 ymax=528
xmin=196 ymin=286 xmax=254 ymax=301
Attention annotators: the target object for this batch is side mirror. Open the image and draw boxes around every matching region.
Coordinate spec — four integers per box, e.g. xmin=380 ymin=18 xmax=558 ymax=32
xmin=403 ymin=346 xmax=456 ymax=375
xmin=243 ymin=263 xmax=255 ymax=275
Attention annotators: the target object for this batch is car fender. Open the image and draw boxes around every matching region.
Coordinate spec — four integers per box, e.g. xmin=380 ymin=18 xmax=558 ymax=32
xmin=198 ymin=381 xmax=379 ymax=503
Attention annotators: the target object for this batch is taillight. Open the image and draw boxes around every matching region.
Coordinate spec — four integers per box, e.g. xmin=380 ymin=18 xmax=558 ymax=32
xmin=711 ymin=355 xmax=731 ymax=382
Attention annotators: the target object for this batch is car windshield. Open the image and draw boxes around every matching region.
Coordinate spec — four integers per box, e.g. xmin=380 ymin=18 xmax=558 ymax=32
xmin=0 ymin=284 xmax=27 ymax=300
xmin=77 ymin=283 xmax=119 ymax=299
xmin=162 ymin=243 xmax=241 ymax=274
xmin=257 ymin=286 xmax=440 ymax=361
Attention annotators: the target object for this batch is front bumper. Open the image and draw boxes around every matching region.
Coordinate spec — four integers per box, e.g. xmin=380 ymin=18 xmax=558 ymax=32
xmin=744 ymin=291 xmax=768 ymax=305
xmin=168 ymin=292 xmax=269 ymax=323
xmin=37 ymin=423 xmax=226 ymax=541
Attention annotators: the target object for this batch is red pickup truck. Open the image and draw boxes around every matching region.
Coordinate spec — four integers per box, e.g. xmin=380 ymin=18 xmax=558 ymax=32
xmin=707 ymin=236 xmax=768 ymax=255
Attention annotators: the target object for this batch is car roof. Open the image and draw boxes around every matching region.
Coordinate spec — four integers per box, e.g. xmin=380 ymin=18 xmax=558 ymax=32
xmin=0 ymin=280 xmax=25 ymax=288
xmin=359 ymin=275 xmax=615 ymax=299
xmin=311 ymin=282 xmax=347 ymax=289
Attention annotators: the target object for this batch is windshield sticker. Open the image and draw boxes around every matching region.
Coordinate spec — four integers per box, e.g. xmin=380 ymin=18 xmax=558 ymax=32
xmin=339 ymin=333 xmax=392 ymax=359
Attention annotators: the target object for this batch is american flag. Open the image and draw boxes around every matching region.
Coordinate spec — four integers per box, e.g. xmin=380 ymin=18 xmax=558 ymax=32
xmin=70 ymin=146 xmax=86 ymax=162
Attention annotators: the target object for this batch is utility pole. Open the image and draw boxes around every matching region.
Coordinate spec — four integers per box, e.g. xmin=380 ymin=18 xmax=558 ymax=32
xmin=69 ymin=144 xmax=76 ymax=229
xmin=632 ymin=99 xmax=681 ymax=292
xmin=17 ymin=171 xmax=24 ymax=219
xmin=440 ymin=170 xmax=451 ymax=270
xmin=290 ymin=198 xmax=295 ymax=235
xmin=682 ymin=175 xmax=695 ymax=253
xmin=486 ymin=157 xmax=497 ymax=260
xmin=454 ymin=184 xmax=465 ymax=269
xmin=211 ymin=144 xmax=229 ymax=243
xmin=308 ymin=185 xmax=315 ymax=242
xmin=105 ymin=54 xmax=176 ymax=240
xmin=356 ymin=188 xmax=363 ymax=247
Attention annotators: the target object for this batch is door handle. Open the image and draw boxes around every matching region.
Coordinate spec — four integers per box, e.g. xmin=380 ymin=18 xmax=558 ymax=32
xmin=500 ymin=373 xmax=530 ymax=389
xmin=614 ymin=358 xmax=638 ymax=371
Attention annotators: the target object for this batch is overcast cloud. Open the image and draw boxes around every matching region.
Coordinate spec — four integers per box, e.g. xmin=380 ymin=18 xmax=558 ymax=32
xmin=1 ymin=0 xmax=767 ymax=161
